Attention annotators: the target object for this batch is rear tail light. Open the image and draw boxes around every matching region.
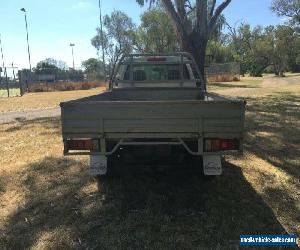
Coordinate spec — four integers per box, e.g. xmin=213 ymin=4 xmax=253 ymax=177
xmin=66 ymin=139 xmax=98 ymax=151
xmin=204 ymin=139 xmax=239 ymax=152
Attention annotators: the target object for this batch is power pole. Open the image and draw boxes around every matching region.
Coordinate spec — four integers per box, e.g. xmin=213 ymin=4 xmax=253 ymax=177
xmin=20 ymin=8 xmax=32 ymax=71
xmin=4 ymin=67 xmax=9 ymax=97
xmin=0 ymin=34 xmax=4 ymax=69
xmin=0 ymin=34 xmax=5 ymax=88
xmin=98 ymin=0 xmax=106 ymax=78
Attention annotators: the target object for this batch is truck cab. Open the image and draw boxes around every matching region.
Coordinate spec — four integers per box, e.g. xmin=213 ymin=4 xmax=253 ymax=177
xmin=115 ymin=53 xmax=203 ymax=89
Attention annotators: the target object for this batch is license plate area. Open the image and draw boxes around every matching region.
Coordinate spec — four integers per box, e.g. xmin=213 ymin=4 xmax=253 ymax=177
xmin=203 ymin=155 xmax=222 ymax=175
xmin=90 ymin=155 xmax=107 ymax=176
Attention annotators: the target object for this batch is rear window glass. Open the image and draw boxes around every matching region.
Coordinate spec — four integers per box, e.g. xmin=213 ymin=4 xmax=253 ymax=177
xmin=123 ymin=64 xmax=190 ymax=81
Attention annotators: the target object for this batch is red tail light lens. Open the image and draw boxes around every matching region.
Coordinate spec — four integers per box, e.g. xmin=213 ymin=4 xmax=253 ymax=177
xmin=204 ymin=139 xmax=239 ymax=152
xmin=147 ymin=57 xmax=166 ymax=62
xmin=67 ymin=139 xmax=93 ymax=150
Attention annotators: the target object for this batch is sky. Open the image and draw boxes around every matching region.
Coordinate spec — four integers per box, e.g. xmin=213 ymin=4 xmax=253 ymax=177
xmin=0 ymin=0 xmax=284 ymax=71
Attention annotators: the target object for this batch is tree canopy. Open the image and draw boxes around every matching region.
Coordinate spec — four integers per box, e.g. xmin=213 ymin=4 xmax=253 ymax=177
xmin=136 ymin=8 xmax=179 ymax=53
xmin=271 ymin=0 xmax=300 ymax=25
xmin=82 ymin=58 xmax=103 ymax=74
xmin=34 ymin=58 xmax=84 ymax=81
xmin=91 ymin=10 xmax=136 ymax=84
xmin=89 ymin=0 xmax=299 ymax=81
xmin=136 ymin=0 xmax=232 ymax=82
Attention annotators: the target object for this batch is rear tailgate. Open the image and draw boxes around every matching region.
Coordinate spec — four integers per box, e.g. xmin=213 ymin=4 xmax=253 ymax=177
xmin=61 ymin=96 xmax=245 ymax=154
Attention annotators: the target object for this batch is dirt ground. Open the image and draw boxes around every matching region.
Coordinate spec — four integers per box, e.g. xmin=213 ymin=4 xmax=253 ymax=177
xmin=0 ymin=75 xmax=299 ymax=249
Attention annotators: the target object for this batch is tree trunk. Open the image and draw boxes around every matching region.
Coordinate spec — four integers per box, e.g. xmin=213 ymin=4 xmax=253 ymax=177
xmin=160 ymin=0 xmax=231 ymax=84
xmin=181 ymin=34 xmax=207 ymax=83
xmin=192 ymin=39 xmax=207 ymax=82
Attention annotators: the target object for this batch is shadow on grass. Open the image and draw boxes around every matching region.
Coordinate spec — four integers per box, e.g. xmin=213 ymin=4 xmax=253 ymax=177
xmin=0 ymin=156 xmax=288 ymax=250
xmin=0 ymin=176 xmax=6 ymax=194
xmin=245 ymin=93 xmax=300 ymax=180
xmin=208 ymin=82 xmax=261 ymax=89
xmin=4 ymin=117 xmax=61 ymax=135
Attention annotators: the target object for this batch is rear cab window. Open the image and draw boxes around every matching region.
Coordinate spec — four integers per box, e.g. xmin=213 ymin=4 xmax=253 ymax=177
xmin=123 ymin=64 xmax=191 ymax=81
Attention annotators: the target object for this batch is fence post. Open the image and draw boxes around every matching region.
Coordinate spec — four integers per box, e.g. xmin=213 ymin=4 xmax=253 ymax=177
xmin=4 ymin=67 xmax=9 ymax=97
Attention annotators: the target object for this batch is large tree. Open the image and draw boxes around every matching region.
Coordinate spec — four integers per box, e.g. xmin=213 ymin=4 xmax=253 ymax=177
xmin=82 ymin=58 xmax=103 ymax=73
xmin=35 ymin=58 xmax=68 ymax=73
xmin=136 ymin=8 xmax=179 ymax=53
xmin=137 ymin=0 xmax=232 ymax=82
xmin=34 ymin=58 xmax=83 ymax=81
xmin=91 ymin=10 xmax=136 ymax=84
xmin=227 ymin=23 xmax=299 ymax=76
xmin=82 ymin=58 xmax=105 ymax=80
xmin=227 ymin=24 xmax=272 ymax=77
xmin=264 ymin=25 xmax=299 ymax=76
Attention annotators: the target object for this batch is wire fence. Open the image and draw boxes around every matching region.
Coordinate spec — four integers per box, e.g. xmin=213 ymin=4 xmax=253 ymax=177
xmin=0 ymin=66 xmax=21 ymax=97
xmin=0 ymin=62 xmax=241 ymax=97
xmin=205 ymin=62 xmax=240 ymax=82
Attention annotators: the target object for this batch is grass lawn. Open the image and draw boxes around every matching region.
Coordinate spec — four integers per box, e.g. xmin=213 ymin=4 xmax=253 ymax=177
xmin=0 ymin=76 xmax=299 ymax=249
xmin=207 ymin=76 xmax=263 ymax=92
xmin=0 ymin=88 xmax=21 ymax=98
xmin=0 ymin=87 xmax=106 ymax=113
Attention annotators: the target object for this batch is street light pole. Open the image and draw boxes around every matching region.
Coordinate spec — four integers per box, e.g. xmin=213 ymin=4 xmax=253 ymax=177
xmin=98 ymin=0 xmax=106 ymax=77
xmin=20 ymin=8 xmax=32 ymax=71
xmin=70 ymin=43 xmax=75 ymax=69
xmin=0 ymin=34 xmax=4 ymax=88
xmin=0 ymin=34 xmax=5 ymax=69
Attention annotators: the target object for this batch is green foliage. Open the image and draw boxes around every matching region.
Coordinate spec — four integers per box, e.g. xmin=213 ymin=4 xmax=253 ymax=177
xmin=296 ymin=54 xmax=300 ymax=66
xmin=135 ymin=0 xmax=232 ymax=81
xmin=91 ymin=10 xmax=136 ymax=83
xmin=34 ymin=58 xmax=68 ymax=75
xmin=271 ymin=0 xmax=300 ymax=25
xmin=206 ymin=40 xmax=234 ymax=64
xmin=68 ymin=69 xmax=84 ymax=81
xmin=136 ymin=8 xmax=178 ymax=53
xmin=82 ymin=58 xmax=103 ymax=73
xmin=228 ymin=24 xmax=269 ymax=76
xmin=228 ymin=23 xmax=299 ymax=76
xmin=268 ymin=25 xmax=299 ymax=74
xmin=82 ymin=58 xmax=105 ymax=80
xmin=33 ymin=58 xmax=83 ymax=81
xmin=88 ymin=0 xmax=300 ymax=80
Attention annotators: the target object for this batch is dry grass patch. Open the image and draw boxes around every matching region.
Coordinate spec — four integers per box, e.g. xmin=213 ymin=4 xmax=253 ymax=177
xmin=28 ymin=81 xmax=107 ymax=92
xmin=0 ymin=87 xmax=106 ymax=113
xmin=0 ymin=115 xmax=291 ymax=249
xmin=207 ymin=76 xmax=263 ymax=92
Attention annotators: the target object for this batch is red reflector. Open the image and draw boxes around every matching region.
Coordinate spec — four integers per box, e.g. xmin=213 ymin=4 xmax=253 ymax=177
xmin=147 ymin=57 xmax=166 ymax=62
xmin=67 ymin=139 xmax=93 ymax=150
xmin=204 ymin=139 xmax=239 ymax=152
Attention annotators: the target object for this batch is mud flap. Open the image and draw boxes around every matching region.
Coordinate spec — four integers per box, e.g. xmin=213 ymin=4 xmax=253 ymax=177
xmin=203 ymin=155 xmax=222 ymax=176
xmin=90 ymin=155 xmax=107 ymax=177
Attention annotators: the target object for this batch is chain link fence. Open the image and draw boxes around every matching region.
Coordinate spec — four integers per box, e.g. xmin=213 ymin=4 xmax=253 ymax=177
xmin=0 ymin=66 xmax=21 ymax=97
xmin=205 ymin=62 xmax=240 ymax=82
xmin=17 ymin=70 xmax=107 ymax=93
